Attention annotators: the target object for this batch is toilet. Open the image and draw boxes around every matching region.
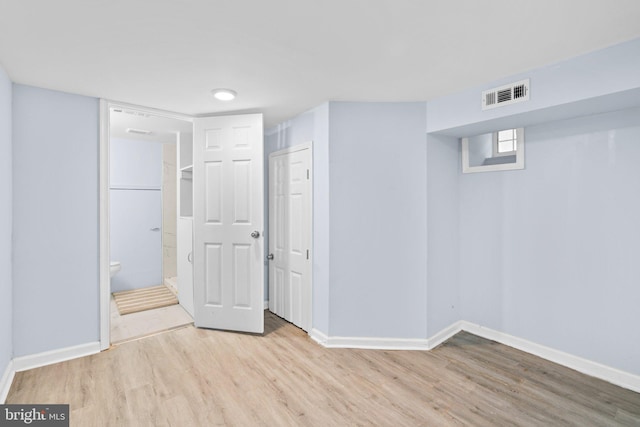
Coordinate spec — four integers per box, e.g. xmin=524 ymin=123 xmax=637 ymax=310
xmin=110 ymin=261 xmax=121 ymax=278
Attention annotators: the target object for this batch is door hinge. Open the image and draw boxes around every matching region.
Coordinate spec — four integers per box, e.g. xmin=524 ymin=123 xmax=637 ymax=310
xmin=307 ymin=169 xmax=309 ymax=180
xmin=306 ymin=249 xmax=309 ymax=260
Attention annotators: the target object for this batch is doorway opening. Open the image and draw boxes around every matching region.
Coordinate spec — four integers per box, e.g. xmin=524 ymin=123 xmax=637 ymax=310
xmin=100 ymin=101 xmax=194 ymax=347
xmin=101 ymin=104 xmax=272 ymax=345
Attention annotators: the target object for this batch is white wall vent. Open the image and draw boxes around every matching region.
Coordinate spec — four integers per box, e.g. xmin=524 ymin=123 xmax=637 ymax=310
xmin=126 ymin=128 xmax=152 ymax=135
xmin=482 ymin=79 xmax=530 ymax=110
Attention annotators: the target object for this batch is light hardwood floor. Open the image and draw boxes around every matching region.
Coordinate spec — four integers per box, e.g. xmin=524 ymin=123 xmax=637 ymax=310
xmin=7 ymin=311 xmax=640 ymax=426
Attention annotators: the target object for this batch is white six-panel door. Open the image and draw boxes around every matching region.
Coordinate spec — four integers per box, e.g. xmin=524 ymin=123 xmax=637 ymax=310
xmin=193 ymin=114 xmax=264 ymax=333
xmin=268 ymin=143 xmax=312 ymax=331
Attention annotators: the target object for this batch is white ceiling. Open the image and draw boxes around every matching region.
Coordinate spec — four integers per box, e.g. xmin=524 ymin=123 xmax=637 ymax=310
xmin=1 ymin=0 xmax=640 ymax=128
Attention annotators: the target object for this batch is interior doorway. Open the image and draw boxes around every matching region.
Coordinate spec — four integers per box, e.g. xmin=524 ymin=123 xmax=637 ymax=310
xmin=268 ymin=142 xmax=313 ymax=332
xmin=100 ymin=103 xmax=268 ymax=347
xmin=100 ymin=101 xmax=194 ymax=346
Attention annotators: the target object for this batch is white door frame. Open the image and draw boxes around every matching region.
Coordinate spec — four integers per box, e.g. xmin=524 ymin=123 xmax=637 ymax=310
xmin=98 ymin=100 xmax=193 ymax=350
xmin=268 ymin=141 xmax=313 ymax=332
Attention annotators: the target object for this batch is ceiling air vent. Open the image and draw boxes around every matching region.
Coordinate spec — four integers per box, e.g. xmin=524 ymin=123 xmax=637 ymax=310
xmin=126 ymin=128 xmax=152 ymax=135
xmin=482 ymin=79 xmax=530 ymax=110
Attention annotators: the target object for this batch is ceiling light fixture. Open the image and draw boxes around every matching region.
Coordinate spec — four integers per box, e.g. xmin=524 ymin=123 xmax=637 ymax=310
xmin=211 ymin=88 xmax=237 ymax=101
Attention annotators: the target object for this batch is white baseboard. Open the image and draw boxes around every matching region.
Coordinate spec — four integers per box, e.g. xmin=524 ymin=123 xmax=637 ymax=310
xmin=309 ymin=321 xmax=640 ymax=393
xmin=310 ymin=329 xmax=429 ymax=351
xmin=0 ymin=359 xmax=15 ymax=404
xmin=5 ymin=324 xmax=639 ymax=397
xmin=13 ymin=341 xmax=101 ymax=373
xmin=325 ymin=336 xmax=430 ymax=351
xmin=309 ymin=321 xmax=462 ymax=350
xmin=309 ymin=328 xmax=328 ymax=346
xmin=427 ymin=321 xmax=464 ymax=350
xmin=310 ymin=326 xmax=454 ymax=352
xmin=458 ymin=321 xmax=640 ymax=394
xmin=264 ymin=300 xmax=269 ymax=310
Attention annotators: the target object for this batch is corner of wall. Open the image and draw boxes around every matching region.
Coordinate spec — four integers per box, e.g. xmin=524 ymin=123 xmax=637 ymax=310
xmin=0 ymin=63 xmax=14 ymax=403
xmin=327 ymin=102 xmax=428 ymax=339
xmin=0 ymin=360 xmax=15 ymax=404
xmin=263 ymin=102 xmax=331 ymax=335
xmin=425 ymin=132 xmax=461 ymax=337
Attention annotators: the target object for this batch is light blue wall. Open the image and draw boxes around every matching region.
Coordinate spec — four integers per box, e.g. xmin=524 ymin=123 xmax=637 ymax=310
xmin=110 ymin=138 xmax=162 ymax=188
xmin=265 ymin=103 xmax=330 ymax=333
xmin=423 ymin=38 xmax=640 ymax=375
xmin=0 ymin=64 xmax=12 ymax=378
xmin=459 ymin=108 xmax=640 ymax=375
xmin=426 ymin=133 xmax=460 ymax=336
xmin=110 ymin=190 xmax=162 ymax=292
xmin=110 ymin=138 xmax=163 ymax=292
xmin=328 ymin=102 xmax=427 ymax=338
xmin=265 ymin=102 xmax=428 ymax=338
xmin=12 ymin=85 xmax=99 ymax=356
xmin=3 ymin=35 xmax=636 ymax=380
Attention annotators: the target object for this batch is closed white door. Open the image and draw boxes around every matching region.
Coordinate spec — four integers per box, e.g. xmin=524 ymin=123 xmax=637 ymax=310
xmin=193 ymin=114 xmax=264 ymax=334
xmin=268 ymin=143 xmax=312 ymax=331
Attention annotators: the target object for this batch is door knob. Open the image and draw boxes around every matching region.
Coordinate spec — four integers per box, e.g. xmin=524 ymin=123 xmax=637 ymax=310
xmin=251 ymin=230 xmax=260 ymax=238
xmin=267 ymin=253 xmax=274 ymax=260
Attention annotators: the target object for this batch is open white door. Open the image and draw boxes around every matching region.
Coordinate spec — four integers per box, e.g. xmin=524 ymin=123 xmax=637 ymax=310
xmin=193 ymin=114 xmax=264 ymax=333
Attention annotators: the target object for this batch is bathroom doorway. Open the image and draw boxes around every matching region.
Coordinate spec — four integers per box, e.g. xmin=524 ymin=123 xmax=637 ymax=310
xmin=107 ymin=105 xmax=194 ymax=344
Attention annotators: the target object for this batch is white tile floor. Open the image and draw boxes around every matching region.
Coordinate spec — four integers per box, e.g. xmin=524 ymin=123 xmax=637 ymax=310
xmin=110 ymin=295 xmax=193 ymax=344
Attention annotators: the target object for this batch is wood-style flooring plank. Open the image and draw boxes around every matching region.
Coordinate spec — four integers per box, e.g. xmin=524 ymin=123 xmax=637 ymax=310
xmin=6 ymin=312 xmax=640 ymax=426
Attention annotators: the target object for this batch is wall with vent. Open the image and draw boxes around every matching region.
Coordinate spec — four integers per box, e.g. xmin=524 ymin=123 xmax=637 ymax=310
xmin=425 ymin=38 xmax=640 ymax=376
xmin=426 ymin=37 xmax=640 ymax=135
